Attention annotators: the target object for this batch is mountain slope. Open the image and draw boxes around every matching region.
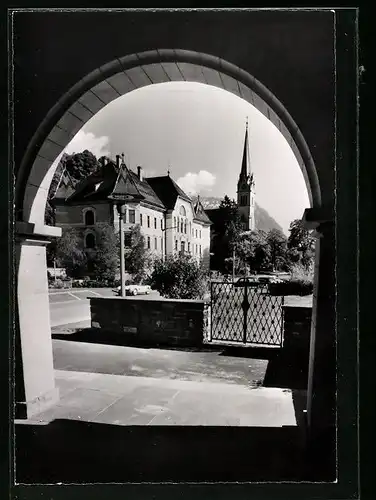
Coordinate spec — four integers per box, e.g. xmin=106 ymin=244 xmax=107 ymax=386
xmin=191 ymin=196 xmax=283 ymax=233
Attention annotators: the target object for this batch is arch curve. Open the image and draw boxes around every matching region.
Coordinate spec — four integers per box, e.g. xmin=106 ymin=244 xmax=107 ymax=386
xmin=16 ymin=49 xmax=321 ymax=225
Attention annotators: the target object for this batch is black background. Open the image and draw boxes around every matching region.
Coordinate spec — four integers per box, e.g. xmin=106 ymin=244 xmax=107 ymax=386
xmin=1 ymin=4 xmax=373 ymax=500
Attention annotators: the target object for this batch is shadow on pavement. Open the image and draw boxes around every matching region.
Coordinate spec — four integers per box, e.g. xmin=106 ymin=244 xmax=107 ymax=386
xmin=15 ymin=419 xmax=335 ymax=483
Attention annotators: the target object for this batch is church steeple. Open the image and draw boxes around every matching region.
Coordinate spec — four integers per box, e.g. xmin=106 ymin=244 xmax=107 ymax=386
xmin=239 ymin=116 xmax=251 ymax=182
xmin=237 ymin=117 xmax=256 ymax=231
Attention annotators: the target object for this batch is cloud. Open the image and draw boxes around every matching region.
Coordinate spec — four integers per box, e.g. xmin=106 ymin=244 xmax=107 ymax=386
xmin=65 ymin=130 xmax=111 ymax=158
xmin=176 ymin=170 xmax=216 ymax=195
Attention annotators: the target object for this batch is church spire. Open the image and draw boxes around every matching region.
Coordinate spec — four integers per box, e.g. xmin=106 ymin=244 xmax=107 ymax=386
xmin=239 ymin=116 xmax=251 ymax=181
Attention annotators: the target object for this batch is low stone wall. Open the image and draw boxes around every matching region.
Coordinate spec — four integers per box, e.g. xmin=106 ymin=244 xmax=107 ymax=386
xmin=90 ymin=297 xmax=210 ymax=348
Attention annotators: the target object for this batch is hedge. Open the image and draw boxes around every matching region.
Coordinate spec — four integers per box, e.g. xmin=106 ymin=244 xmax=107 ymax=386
xmin=269 ymin=279 xmax=313 ymax=296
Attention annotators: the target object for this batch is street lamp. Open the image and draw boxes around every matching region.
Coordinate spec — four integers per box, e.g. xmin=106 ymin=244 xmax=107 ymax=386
xmin=116 ymin=203 xmax=126 ymax=297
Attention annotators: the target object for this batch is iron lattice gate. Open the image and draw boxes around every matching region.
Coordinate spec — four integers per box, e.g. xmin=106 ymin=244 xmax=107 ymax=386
xmin=209 ymin=281 xmax=285 ymax=346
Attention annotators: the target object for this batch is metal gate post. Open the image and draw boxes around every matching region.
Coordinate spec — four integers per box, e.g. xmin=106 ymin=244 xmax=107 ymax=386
xmin=242 ymin=283 xmax=248 ymax=344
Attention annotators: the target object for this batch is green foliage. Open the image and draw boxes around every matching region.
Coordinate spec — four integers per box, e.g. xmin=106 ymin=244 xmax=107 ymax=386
xmin=90 ymin=223 xmax=119 ymax=281
xmin=124 ymin=225 xmax=152 ymax=283
xmin=54 ymin=228 xmax=87 ymax=278
xmin=211 ymin=196 xmax=243 ymax=271
xmin=288 ymin=219 xmax=315 ymax=269
xmin=266 ymin=228 xmax=288 ymax=271
xmin=150 ymin=253 xmax=208 ymax=299
xmin=235 ymin=230 xmax=272 ymax=272
xmin=45 ymin=150 xmax=100 ymax=225
xmin=64 ymin=150 xmax=100 ymax=182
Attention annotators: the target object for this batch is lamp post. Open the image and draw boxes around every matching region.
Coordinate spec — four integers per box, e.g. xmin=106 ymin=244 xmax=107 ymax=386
xmin=116 ymin=203 xmax=126 ymax=297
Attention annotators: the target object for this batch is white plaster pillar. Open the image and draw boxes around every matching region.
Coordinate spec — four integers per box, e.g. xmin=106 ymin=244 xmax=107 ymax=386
xmin=15 ymin=222 xmax=61 ymax=418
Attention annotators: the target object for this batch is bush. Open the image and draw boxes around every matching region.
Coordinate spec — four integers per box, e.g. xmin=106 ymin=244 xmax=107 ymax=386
xmin=269 ymin=279 xmax=313 ymax=296
xmin=150 ymin=254 xmax=208 ymax=300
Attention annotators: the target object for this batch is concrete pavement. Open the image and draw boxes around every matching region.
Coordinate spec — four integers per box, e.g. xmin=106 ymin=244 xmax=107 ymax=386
xmin=23 ymin=368 xmax=300 ymax=427
xmin=14 ymin=334 xmax=306 ymax=428
xmin=49 ymin=288 xmax=163 ymax=326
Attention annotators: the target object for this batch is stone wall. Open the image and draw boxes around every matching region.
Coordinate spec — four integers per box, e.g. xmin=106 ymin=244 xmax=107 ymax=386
xmin=90 ymin=297 xmax=210 ymax=348
xmin=283 ymin=305 xmax=312 ymax=357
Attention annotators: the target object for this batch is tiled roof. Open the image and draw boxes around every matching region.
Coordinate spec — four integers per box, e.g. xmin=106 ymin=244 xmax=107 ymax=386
xmin=64 ymin=161 xmax=165 ymax=209
xmin=194 ymin=198 xmax=212 ymax=225
xmin=146 ymin=175 xmax=192 ymax=210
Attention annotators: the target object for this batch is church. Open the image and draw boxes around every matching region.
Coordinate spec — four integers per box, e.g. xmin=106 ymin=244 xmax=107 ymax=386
xmin=51 ymin=119 xmax=255 ymax=271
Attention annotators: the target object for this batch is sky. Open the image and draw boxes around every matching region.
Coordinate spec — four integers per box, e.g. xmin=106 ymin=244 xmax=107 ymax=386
xmin=63 ymin=81 xmax=310 ymax=235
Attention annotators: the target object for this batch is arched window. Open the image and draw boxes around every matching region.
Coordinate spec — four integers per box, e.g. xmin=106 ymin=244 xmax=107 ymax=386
xmin=84 ymin=209 xmax=95 ymax=226
xmin=85 ymin=233 xmax=96 ymax=249
xmin=179 ymin=206 xmax=186 ymax=216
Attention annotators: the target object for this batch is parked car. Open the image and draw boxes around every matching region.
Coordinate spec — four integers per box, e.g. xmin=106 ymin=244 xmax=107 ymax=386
xmin=233 ymin=276 xmax=260 ymax=287
xmin=113 ymin=284 xmax=152 ymax=296
xmin=258 ymin=276 xmax=283 ymax=284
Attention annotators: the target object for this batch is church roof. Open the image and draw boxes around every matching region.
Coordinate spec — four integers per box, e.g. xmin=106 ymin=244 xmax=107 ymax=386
xmin=146 ymin=175 xmax=192 ymax=210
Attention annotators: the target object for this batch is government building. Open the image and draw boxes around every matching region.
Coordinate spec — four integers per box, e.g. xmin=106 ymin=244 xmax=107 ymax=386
xmin=51 ymin=120 xmax=254 ymax=272
xmin=52 ymin=154 xmax=212 ymax=268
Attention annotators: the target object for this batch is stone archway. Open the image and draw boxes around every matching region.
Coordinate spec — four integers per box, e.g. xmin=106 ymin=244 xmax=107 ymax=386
xmin=15 ymin=50 xmax=332 ymax=450
xmin=16 ymin=49 xmax=321 ymax=228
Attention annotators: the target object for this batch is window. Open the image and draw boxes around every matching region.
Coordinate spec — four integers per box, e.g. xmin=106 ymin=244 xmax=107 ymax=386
xmin=195 ymin=229 xmax=198 ymax=238
xmin=85 ymin=233 xmax=95 ymax=249
xmin=175 ymin=239 xmax=178 ymax=251
xmin=179 ymin=206 xmax=186 ymax=216
xmin=161 ymin=219 xmax=163 ymax=230
xmin=184 ymin=222 xmax=187 ymax=234
xmin=84 ymin=209 xmax=95 ymax=226
xmin=187 ymin=242 xmax=190 ymax=253
xmin=199 ymin=230 xmax=202 ymax=239
xmin=154 ymin=217 xmax=157 ymax=229
xmin=192 ymin=228 xmax=194 ymax=237
xmin=140 ymin=213 xmax=143 ymax=226
xmin=147 ymin=216 xmax=150 ymax=228
xmin=199 ymin=244 xmax=202 ymax=255
xmin=180 ymin=221 xmax=184 ymax=233
xmin=129 ymin=209 xmax=135 ymax=224
xmin=154 ymin=237 xmax=157 ymax=250
xmin=147 ymin=236 xmax=151 ymax=249
xmin=180 ymin=241 xmax=185 ymax=254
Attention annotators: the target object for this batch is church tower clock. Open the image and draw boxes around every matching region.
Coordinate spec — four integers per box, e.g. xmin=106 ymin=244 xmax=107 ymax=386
xmin=237 ymin=118 xmax=256 ymax=231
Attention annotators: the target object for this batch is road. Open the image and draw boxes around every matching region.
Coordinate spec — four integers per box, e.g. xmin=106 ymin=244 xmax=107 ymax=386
xmin=49 ymin=288 xmax=161 ymax=327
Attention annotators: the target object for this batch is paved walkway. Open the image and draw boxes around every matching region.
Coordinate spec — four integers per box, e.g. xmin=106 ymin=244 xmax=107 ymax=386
xmin=23 ymin=368 xmax=299 ymax=427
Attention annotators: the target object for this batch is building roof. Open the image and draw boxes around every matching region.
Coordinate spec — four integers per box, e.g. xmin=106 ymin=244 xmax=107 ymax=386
xmin=63 ymin=160 xmax=165 ymax=209
xmin=55 ymin=157 xmax=212 ymax=225
xmin=193 ymin=197 xmax=212 ymax=225
xmin=146 ymin=175 xmax=192 ymax=210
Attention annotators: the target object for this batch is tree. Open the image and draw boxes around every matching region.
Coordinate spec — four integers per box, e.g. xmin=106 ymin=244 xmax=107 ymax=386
xmin=54 ymin=228 xmax=87 ymax=277
xmin=211 ymin=196 xmax=243 ymax=272
xmin=266 ymin=228 xmax=288 ymax=271
xmin=124 ymin=225 xmax=151 ymax=283
xmin=90 ymin=223 xmax=119 ymax=281
xmin=236 ymin=230 xmax=271 ymax=272
xmin=150 ymin=253 xmax=208 ymax=299
xmin=287 ymin=219 xmax=315 ymax=269
xmin=64 ymin=150 xmax=100 ymax=182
